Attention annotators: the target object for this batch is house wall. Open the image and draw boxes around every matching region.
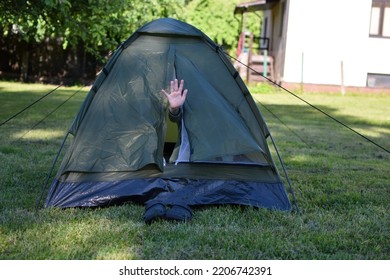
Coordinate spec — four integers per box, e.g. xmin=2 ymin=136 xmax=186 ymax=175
xmin=281 ymin=0 xmax=390 ymax=87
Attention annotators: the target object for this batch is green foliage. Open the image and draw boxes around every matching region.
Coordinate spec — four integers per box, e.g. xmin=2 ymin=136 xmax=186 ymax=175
xmin=0 ymin=0 xmax=259 ymax=60
xmin=185 ymin=0 xmax=261 ymax=53
xmin=185 ymin=0 xmax=241 ymax=48
xmin=0 ymin=0 xmax=186 ymax=61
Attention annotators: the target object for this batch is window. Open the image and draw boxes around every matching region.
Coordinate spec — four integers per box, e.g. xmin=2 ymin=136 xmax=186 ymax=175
xmin=367 ymin=73 xmax=390 ymax=87
xmin=260 ymin=16 xmax=269 ymax=50
xmin=369 ymin=0 xmax=390 ymax=37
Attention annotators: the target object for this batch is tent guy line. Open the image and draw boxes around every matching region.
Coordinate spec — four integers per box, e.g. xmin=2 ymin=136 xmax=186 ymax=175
xmin=257 ymin=100 xmax=311 ymax=147
xmin=226 ymin=51 xmax=390 ymax=154
xmin=11 ymin=85 xmax=86 ymax=145
xmin=0 ymin=84 xmax=63 ymax=128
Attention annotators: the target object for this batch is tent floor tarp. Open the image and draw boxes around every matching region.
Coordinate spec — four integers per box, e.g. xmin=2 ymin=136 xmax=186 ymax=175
xmin=46 ymin=164 xmax=291 ymax=210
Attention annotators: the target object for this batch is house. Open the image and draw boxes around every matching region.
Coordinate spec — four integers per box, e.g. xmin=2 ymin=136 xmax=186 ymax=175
xmin=234 ymin=0 xmax=390 ymax=89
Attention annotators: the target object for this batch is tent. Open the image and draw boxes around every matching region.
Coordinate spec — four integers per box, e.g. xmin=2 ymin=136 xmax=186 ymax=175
xmin=44 ymin=18 xmax=293 ymax=211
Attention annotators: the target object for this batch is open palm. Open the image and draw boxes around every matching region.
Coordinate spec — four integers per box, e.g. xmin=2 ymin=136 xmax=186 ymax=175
xmin=162 ymin=79 xmax=188 ymax=111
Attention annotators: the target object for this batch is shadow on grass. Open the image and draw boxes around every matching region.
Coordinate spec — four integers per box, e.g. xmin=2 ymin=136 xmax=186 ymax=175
xmin=255 ymin=101 xmax=390 ymax=156
xmin=0 ymin=85 xmax=89 ymax=126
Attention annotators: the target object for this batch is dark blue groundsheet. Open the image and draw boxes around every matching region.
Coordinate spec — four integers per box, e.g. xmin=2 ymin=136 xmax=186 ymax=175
xmin=45 ymin=177 xmax=292 ymax=211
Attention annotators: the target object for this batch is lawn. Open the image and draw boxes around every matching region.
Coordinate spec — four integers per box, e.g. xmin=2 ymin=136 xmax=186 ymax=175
xmin=0 ymin=81 xmax=389 ymax=260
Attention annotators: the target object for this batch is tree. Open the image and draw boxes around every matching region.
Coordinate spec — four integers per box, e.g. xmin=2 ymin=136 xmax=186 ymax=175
xmin=0 ymin=0 xmax=186 ymax=81
xmin=185 ymin=0 xmax=261 ymax=54
xmin=0 ymin=0 xmax=259 ymax=82
xmin=0 ymin=0 xmax=186 ymax=59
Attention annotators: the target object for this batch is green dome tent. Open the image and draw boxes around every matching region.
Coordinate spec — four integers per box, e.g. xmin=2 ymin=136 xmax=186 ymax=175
xmin=44 ymin=18 xmax=294 ymax=211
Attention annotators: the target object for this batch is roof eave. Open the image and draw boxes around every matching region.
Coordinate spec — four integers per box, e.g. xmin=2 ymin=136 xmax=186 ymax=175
xmin=234 ymin=0 xmax=279 ymax=14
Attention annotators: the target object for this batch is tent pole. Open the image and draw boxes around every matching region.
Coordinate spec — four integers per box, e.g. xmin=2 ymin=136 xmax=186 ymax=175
xmin=269 ymin=133 xmax=299 ymax=213
xmin=35 ymin=131 xmax=70 ymax=211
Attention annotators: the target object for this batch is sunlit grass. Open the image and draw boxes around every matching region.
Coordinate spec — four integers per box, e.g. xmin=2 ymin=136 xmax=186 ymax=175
xmin=12 ymin=129 xmax=67 ymax=141
xmin=0 ymin=81 xmax=389 ymax=260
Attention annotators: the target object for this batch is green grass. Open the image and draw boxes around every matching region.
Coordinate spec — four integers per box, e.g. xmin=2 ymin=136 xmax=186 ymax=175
xmin=0 ymin=81 xmax=389 ymax=260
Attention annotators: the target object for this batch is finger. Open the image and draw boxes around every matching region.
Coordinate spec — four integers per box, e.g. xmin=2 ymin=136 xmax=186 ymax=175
xmin=178 ymin=79 xmax=184 ymax=93
xmin=161 ymin=89 xmax=169 ymax=98
xmin=173 ymin=79 xmax=178 ymax=91
xmin=182 ymin=88 xmax=188 ymax=98
xmin=170 ymin=80 xmax=175 ymax=92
